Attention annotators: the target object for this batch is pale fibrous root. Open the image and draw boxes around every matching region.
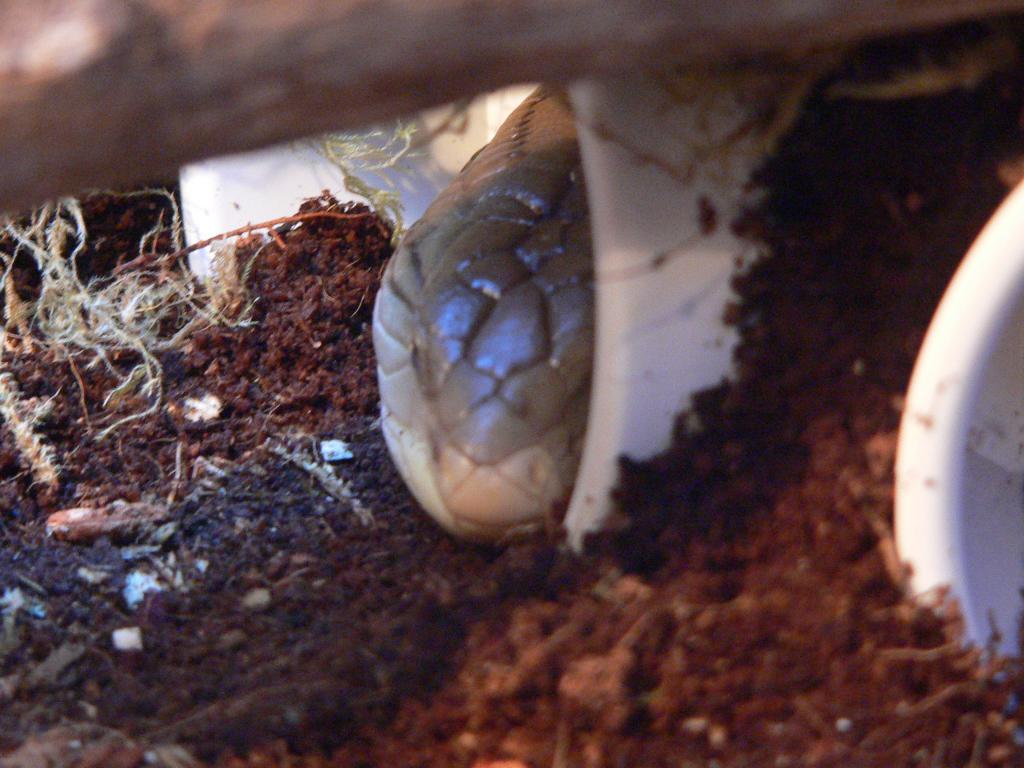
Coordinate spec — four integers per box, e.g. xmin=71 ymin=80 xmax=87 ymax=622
xmin=317 ymin=123 xmax=417 ymax=241
xmin=202 ymin=238 xmax=259 ymax=323
xmin=317 ymin=101 xmax=473 ymax=242
xmin=0 ymin=370 xmax=58 ymax=491
xmin=0 ymin=190 xmax=255 ymax=487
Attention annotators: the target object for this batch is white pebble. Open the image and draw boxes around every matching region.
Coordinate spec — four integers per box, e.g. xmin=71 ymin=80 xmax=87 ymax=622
xmin=682 ymin=717 xmax=708 ymax=734
xmin=112 ymin=626 xmax=143 ymax=651
xmin=183 ymin=392 xmax=223 ymax=422
xmin=76 ymin=567 xmax=109 ymax=585
xmin=0 ymin=587 xmax=25 ymax=614
xmin=320 ymin=439 xmax=354 ymax=462
xmin=241 ymin=587 xmax=271 ymax=611
xmin=123 ymin=571 xmax=162 ymax=609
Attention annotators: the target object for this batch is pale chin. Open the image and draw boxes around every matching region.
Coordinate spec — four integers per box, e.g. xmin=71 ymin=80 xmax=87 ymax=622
xmin=380 ymin=401 xmax=564 ymax=543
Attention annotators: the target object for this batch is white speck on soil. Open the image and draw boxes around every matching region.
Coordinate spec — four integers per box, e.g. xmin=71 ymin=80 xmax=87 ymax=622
xmin=112 ymin=626 xmax=144 ymax=651
xmin=320 ymin=439 xmax=354 ymax=462
xmin=241 ymin=587 xmax=272 ymax=611
xmin=183 ymin=392 xmax=223 ymax=422
xmin=123 ymin=571 xmax=163 ymax=609
xmin=76 ymin=567 xmax=109 ymax=585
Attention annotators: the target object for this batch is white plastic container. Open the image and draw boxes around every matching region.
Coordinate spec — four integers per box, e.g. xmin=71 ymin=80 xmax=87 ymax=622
xmin=179 ymin=86 xmax=536 ymax=275
xmin=181 ymin=79 xmax=767 ymax=549
xmin=896 ymin=180 xmax=1024 ymax=654
xmin=562 ymin=76 xmax=773 ymax=548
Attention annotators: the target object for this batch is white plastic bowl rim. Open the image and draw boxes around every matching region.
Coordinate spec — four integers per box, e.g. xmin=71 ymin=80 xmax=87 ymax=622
xmin=896 ymin=178 xmax=1024 ymax=653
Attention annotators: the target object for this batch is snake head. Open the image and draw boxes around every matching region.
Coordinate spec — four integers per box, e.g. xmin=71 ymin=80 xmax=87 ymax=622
xmin=372 ymin=88 xmax=593 ymax=542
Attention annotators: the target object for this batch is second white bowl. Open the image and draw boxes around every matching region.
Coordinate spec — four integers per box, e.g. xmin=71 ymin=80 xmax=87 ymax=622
xmin=896 ymin=179 xmax=1024 ymax=654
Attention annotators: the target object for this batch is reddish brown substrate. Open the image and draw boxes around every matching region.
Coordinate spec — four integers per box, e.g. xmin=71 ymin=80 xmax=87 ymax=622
xmin=0 ymin=195 xmax=581 ymax=761
xmin=325 ymin=27 xmax=1024 ymax=768
xmin=5 ymin=22 xmax=1024 ymax=768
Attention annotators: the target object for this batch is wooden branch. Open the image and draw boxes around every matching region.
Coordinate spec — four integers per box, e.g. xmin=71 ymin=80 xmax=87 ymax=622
xmin=0 ymin=0 xmax=1023 ymax=212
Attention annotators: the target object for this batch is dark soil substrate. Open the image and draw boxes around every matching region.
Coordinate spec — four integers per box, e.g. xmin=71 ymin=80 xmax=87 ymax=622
xmin=5 ymin=21 xmax=1024 ymax=768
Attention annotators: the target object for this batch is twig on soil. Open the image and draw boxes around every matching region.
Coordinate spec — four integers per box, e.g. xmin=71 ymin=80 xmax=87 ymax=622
xmin=45 ymin=500 xmax=171 ymax=543
xmin=146 ymin=744 xmax=202 ymax=768
xmin=142 ymin=678 xmax=346 ymax=744
xmin=876 ymin=641 xmax=963 ymax=663
xmin=112 ymin=210 xmax=375 ymax=275
xmin=64 ymin=352 xmax=92 ymax=430
xmin=22 ymin=642 xmax=86 ymax=690
xmin=168 ymin=440 xmax=185 ymax=504
xmin=0 ymin=370 xmax=60 ymax=491
xmin=895 ymin=681 xmax=980 ymax=718
xmin=268 ymin=441 xmax=372 ymax=525
xmin=857 ymin=680 xmax=983 ymax=753
xmin=865 ymin=513 xmax=910 ymax=588
xmin=792 ymin=696 xmax=833 ymax=737
xmin=16 ymin=574 xmax=46 ymax=596
xmin=0 ymin=724 xmax=198 ymax=768
xmin=966 ymin=722 xmax=987 ymax=768
xmin=551 ymin=717 xmax=571 ymax=768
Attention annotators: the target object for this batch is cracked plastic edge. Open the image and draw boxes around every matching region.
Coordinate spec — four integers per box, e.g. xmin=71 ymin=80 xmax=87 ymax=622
xmin=564 ymin=76 xmax=766 ymax=550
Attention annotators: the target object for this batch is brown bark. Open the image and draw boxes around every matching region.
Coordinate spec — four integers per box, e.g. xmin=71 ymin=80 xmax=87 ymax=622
xmin=0 ymin=0 xmax=1022 ymax=211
